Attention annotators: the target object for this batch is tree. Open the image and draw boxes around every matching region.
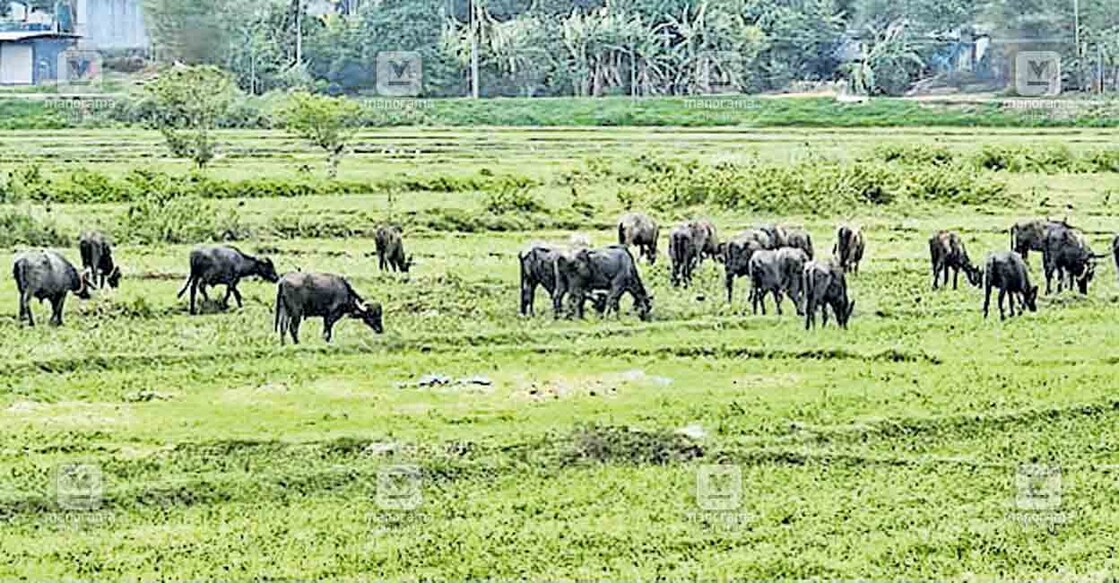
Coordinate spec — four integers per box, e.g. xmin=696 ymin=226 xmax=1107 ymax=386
xmin=143 ymin=65 xmax=237 ymax=170
xmin=278 ymin=91 xmax=362 ymax=178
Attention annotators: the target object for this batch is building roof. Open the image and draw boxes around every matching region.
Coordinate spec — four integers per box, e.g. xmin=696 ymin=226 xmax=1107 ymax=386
xmin=0 ymin=31 xmax=80 ymax=42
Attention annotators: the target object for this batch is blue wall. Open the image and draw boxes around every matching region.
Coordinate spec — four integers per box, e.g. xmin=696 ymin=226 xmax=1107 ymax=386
xmin=32 ymin=38 xmax=79 ymax=84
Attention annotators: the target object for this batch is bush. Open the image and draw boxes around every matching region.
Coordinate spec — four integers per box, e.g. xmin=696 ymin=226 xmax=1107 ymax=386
xmin=0 ymin=207 xmax=69 ymax=247
xmin=118 ymin=191 xmax=245 ymax=244
xmin=483 ymin=181 xmax=546 ymax=214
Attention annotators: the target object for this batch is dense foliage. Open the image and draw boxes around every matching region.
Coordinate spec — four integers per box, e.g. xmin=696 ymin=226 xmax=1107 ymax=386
xmin=140 ymin=0 xmax=1119 ymax=97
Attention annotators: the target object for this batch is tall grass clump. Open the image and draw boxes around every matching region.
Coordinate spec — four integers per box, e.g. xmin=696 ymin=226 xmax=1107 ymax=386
xmin=0 ymin=207 xmax=69 ymax=247
xmin=117 ymin=190 xmax=247 ymax=244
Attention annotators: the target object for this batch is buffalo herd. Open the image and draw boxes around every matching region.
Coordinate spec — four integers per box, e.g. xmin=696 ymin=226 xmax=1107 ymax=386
xmin=9 ymin=216 xmax=1115 ymax=338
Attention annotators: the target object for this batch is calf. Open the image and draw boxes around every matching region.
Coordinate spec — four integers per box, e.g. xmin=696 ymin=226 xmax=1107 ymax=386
xmin=13 ymin=250 xmax=92 ymax=326
xmin=274 ymin=272 xmax=383 ymax=344
xmin=79 ymin=231 xmax=121 ymax=289
xmin=785 ymin=228 xmax=814 ymax=259
xmin=1042 ymin=225 xmax=1101 ymax=295
xmin=803 ymin=260 xmax=855 ymax=329
xmin=518 ymin=243 xmax=606 ymax=317
xmin=723 ymin=230 xmax=769 ymax=303
xmin=928 ymin=230 xmax=982 ymax=289
xmin=617 ymin=212 xmax=659 ymax=265
xmin=749 ymin=247 xmax=810 ymax=315
xmin=374 ymin=225 xmax=413 ymax=273
xmin=177 ymin=246 xmax=279 ymax=314
xmin=833 ymin=225 xmax=865 ymax=273
xmin=554 ymin=245 xmax=651 ymax=321
xmin=1011 ymin=218 xmax=1068 ymax=263
xmin=983 ymin=251 xmax=1038 ymax=319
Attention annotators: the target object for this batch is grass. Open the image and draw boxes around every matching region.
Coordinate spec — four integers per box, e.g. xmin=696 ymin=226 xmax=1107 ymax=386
xmin=0 ymin=127 xmax=1118 ymax=577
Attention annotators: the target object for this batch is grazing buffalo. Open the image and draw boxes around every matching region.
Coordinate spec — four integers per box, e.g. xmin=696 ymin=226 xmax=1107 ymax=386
xmin=723 ymin=230 xmax=770 ymax=303
xmin=13 ymin=250 xmax=92 ymax=326
xmin=784 ymin=228 xmax=814 ymax=259
xmin=79 ymin=231 xmax=121 ymax=289
xmin=518 ymin=243 xmax=606 ymax=317
xmin=983 ymin=251 xmax=1038 ymax=319
xmin=177 ymin=246 xmax=279 ymax=314
xmin=669 ymin=220 xmax=716 ymax=287
xmin=374 ymin=225 xmax=413 ymax=273
xmin=1011 ymin=218 xmax=1069 ymax=263
xmin=617 ymin=212 xmax=659 ymax=265
xmin=929 ymin=230 xmax=982 ymax=289
xmin=833 ymin=225 xmax=865 ymax=273
xmin=758 ymin=224 xmax=788 ymax=249
xmin=803 ymin=260 xmax=855 ymax=329
xmin=1113 ymin=234 xmax=1119 ymax=282
xmin=749 ymin=247 xmax=810 ymax=315
xmin=1042 ymin=224 xmax=1101 ymax=295
xmin=274 ymin=272 xmax=383 ymax=344
xmin=554 ymin=245 xmax=651 ymax=321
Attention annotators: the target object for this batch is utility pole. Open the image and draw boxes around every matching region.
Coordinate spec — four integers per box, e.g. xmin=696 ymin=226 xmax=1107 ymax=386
xmin=295 ymin=0 xmax=303 ymax=67
xmin=1072 ymin=0 xmax=1080 ymax=91
xmin=469 ymin=0 xmax=479 ymax=98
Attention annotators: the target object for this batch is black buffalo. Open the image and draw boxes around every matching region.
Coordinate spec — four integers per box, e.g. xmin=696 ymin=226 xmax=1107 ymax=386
xmin=833 ymin=225 xmax=865 ymax=274
xmin=929 ymin=230 xmax=982 ymax=290
xmin=177 ymin=246 xmax=279 ymax=314
xmin=617 ymin=212 xmax=659 ymax=265
xmin=518 ymin=243 xmax=606 ymax=317
xmin=375 ymin=225 xmax=413 ymax=273
xmin=803 ymin=260 xmax=855 ymax=329
xmin=79 ymin=231 xmax=121 ymax=289
xmin=554 ymin=245 xmax=651 ymax=320
xmin=274 ymin=272 xmax=383 ymax=344
xmin=13 ymin=250 xmax=92 ymax=326
xmin=983 ymin=251 xmax=1038 ymax=319
xmin=1041 ymin=225 xmax=1101 ymax=295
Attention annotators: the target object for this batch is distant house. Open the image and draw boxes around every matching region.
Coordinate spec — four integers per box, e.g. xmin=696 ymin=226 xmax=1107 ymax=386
xmin=0 ymin=30 xmax=79 ymax=85
xmin=73 ymin=0 xmax=148 ymax=51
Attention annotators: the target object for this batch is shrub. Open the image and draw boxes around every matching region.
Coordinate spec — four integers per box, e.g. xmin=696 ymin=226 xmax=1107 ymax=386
xmin=0 ymin=207 xmax=68 ymax=247
xmin=483 ymin=180 xmax=546 ymax=214
xmin=118 ymin=191 xmax=245 ymax=244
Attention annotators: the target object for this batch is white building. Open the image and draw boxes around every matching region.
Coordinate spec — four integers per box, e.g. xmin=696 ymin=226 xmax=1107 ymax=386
xmin=74 ymin=0 xmax=148 ymax=51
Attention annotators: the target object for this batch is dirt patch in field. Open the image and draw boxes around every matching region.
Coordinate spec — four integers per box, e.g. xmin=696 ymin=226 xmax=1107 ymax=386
xmin=3 ymin=400 xmax=128 ymax=428
xmin=513 ymin=369 xmax=673 ymax=401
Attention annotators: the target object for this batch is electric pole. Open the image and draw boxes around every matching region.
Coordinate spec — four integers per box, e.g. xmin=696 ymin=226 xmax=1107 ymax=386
xmin=470 ymin=0 xmax=479 ymax=98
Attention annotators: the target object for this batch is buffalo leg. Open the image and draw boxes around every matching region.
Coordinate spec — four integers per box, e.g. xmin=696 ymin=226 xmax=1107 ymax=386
xmin=231 ymin=286 xmax=244 ymax=308
xmin=997 ymin=288 xmax=1007 ymax=320
xmin=725 ymin=274 xmax=734 ymax=304
xmin=774 ymin=290 xmax=784 ymax=316
xmin=189 ymin=279 xmax=199 ymax=314
xmin=952 ymin=267 xmax=959 ymax=290
xmin=20 ymin=291 xmax=34 ymax=326
xmin=49 ymin=296 xmax=64 ymax=326
xmin=520 ymin=282 xmax=535 ymax=317
xmin=290 ymin=316 xmax=302 ymax=344
xmin=323 ymin=314 xmax=340 ymax=342
xmin=982 ymin=284 xmax=992 ymax=319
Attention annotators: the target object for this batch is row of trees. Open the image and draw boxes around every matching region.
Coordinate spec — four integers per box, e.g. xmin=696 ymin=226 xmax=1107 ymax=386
xmin=141 ymin=0 xmax=1119 ymax=96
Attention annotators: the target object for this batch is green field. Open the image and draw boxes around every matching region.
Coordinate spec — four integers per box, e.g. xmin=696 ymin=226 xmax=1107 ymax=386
xmin=1 ymin=127 xmax=1119 ymax=578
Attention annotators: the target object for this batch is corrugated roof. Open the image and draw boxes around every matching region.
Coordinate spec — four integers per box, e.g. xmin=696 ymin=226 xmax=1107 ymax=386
xmin=0 ymin=31 xmax=80 ymax=42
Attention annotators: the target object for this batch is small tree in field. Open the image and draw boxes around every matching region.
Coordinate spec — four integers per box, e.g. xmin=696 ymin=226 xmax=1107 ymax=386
xmin=143 ymin=65 xmax=236 ymax=170
xmin=279 ymin=91 xmax=362 ymax=178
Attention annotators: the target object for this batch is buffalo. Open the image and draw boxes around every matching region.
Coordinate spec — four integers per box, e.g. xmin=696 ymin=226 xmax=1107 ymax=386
xmin=554 ymin=245 xmax=651 ymax=321
xmin=177 ymin=246 xmax=279 ymax=314
xmin=929 ymin=230 xmax=982 ymax=289
xmin=79 ymin=231 xmax=121 ymax=289
xmin=669 ymin=220 xmax=716 ymax=288
xmin=784 ymin=228 xmax=814 ymax=259
xmin=1113 ymin=234 xmax=1119 ymax=282
xmin=723 ymin=230 xmax=770 ymax=303
xmin=833 ymin=225 xmax=865 ymax=274
xmin=617 ymin=212 xmax=659 ymax=265
xmin=274 ymin=272 xmax=383 ymax=344
xmin=1011 ymin=218 xmax=1069 ymax=263
xmin=748 ymin=247 xmax=810 ymax=315
xmin=1041 ymin=224 xmax=1101 ymax=295
xmin=518 ymin=243 xmax=606 ymax=317
xmin=983 ymin=251 xmax=1038 ymax=319
xmin=13 ymin=250 xmax=92 ymax=326
xmin=803 ymin=260 xmax=854 ymax=329
xmin=374 ymin=225 xmax=413 ymax=273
